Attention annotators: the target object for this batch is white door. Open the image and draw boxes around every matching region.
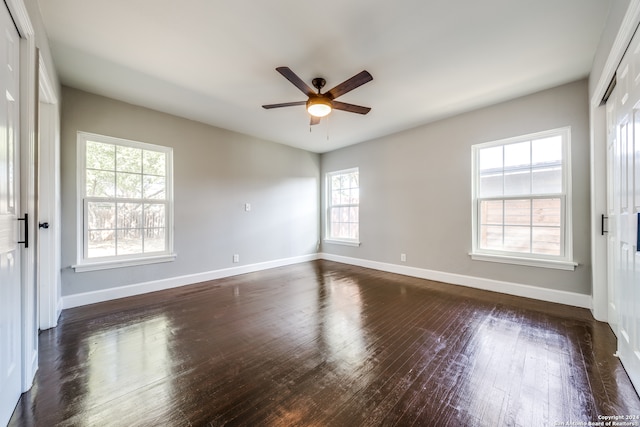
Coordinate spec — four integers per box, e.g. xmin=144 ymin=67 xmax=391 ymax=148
xmin=606 ymin=87 xmax=620 ymax=336
xmin=609 ymin=28 xmax=640 ymax=392
xmin=0 ymin=2 xmax=21 ymax=425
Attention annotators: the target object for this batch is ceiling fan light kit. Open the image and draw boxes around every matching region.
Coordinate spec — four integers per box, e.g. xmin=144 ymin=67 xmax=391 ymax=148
xmin=307 ymin=97 xmax=332 ymax=117
xmin=262 ymin=67 xmax=373 ymax=125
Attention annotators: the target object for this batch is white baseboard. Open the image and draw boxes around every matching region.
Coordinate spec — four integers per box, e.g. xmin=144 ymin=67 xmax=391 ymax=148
xmin=319 ymin=253 xmax=592 ymax=309
xmin=62 ymin=252 xmax=592 ymax=311
xmin=62 ymin=254 xmax=320 ymax=309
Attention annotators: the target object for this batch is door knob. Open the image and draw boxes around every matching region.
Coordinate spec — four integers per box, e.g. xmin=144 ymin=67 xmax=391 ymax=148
xmin=39 ymin=222 xmax=49 ymax=229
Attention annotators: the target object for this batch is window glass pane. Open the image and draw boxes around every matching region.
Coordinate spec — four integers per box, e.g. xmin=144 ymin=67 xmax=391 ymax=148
xmin=349 ymin=188 xmax=360 ymax=204
xmin=531 ymin=166 xmax=562 ymax=194
xmin=480 ymin=225 xmax=503 ymax=250
xmin=86 ymin=141 xmax=115 ymax=170
xmin=144 ymin=228 xmax=166 ymax=253
xmin=532 ymin=227 xmax=561 ymax=255
xmin=504 ymin=141 xmax=530 ymax=168
xmin=479 ymin=146 xmax=503 ymax=171
xmin=479 ymin=200 xmax=503 ymax=225
xmin=86 ymin=170 xmax=115 ymax=197
xmin=143 ymin=175 xmax=166 ymax=200
xmin=504 ymin=226 xmax=531 ymax=253
xmin=504 ymin=199 xmax=530 ymax=225
xmin=532 ymin=136 xmax=562 ymax=166
xmin=348 ymin=172 xmax=358 ymax=188
xmin=504 ymin=170 xmax=531 ymax=196
xmin=88 ymin=230 xmax=116 ymax=258
xmin=331 ymin=175 xmax=341 ymax=190
xmin=331 ymin=189 xmax=340 ymax=205
xmin=532 ymin=198 xmax=561 ymax=227
xmin=143 ymin=150 xmax=166 ymax=176
xmin=144 ymin=204 xmax=165 ymax=228
xmin=88 ymin=202 xmax=115 ymax=230
xmin=339 ymin=206 xmax=350 ymax=222
xmin=116 ymin=146 xmax=142 ymax=173
xmin=350 ymin=207 xmax=359 ymax=222
xmin=117 ymin=203 xmax=142 ymax=229
xmin=342 ymin=223 xmax=352 ymax=238
xmin=331 ymin=207 xmax=340 ymax=223
xmin=339 ymin=188 xmax=351 ymax=205
xmin=339 ymin=174 xmax=349 ymax=189
xmin=116 ymin=172 xmax=142 ymax=199
xmin=349 ymin=223 xmax=359 ymax=240
xmin=479 ymin=172 xmax=503 ymax=197
xmin=117 ymin=228 xmax=143 ymax=255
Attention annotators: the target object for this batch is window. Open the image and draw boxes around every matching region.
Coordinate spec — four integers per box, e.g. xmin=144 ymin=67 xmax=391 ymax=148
xmin=326 ymin=168 xmax=360 ymax=246
xmin=471 ymin=127 xmax=576 ymax=270
xmin=74 ymin=132 xmax=175 ymax=271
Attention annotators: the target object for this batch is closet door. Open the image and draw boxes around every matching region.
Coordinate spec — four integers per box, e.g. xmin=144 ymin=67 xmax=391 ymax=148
xmin=609 ymin=28 xmax=640 ymax=392
xmin=0 ymin=1 xmax=22 ymax=424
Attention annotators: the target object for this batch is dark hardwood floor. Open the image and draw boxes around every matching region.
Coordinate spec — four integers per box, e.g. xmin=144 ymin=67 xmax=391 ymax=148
xmin=8 ymin=260 xmax=640 ymax=426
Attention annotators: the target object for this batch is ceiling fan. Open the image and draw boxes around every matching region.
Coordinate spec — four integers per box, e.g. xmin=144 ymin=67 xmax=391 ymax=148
xmin=262 ymin=67 xmax=373 ymax=125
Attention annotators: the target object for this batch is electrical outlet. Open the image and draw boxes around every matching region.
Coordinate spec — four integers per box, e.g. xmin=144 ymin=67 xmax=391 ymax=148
xmin=244 ymin=203 xmax=251 ymax=212
xmin=233 ymin=254 xmax=240 ymax=263
xmin=401 ymin=253 xmax=407 ymax=262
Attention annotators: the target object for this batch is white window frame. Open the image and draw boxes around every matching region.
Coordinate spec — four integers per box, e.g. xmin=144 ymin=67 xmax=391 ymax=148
xmin=325 ymin=167 xmax=361 ymax=247
xmin=470 ymin=127 xmax=577 ymax=270
xmin=73 ymin=132 xmax=176 ymax=272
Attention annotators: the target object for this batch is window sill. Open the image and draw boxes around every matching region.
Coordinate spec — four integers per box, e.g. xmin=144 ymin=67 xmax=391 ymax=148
xmin=72 ymin=253 xmax=177 ymax=272
xmin=469 ymin=252 xmax=577 ymax=271
xmin=324 ymin=239 xmax=361 ymax=247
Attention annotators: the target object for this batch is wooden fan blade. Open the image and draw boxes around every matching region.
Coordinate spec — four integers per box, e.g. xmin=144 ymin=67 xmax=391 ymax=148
xmin=310 ymin=116 xmax=321 ymax=126
xmin=325 ymin=70 xmax=373 ymax=100
xmin=262 ymin=101 xmax=306 ymax=109
xmin=276 ymin=67 xmax=315 ymax=97
xmin=332 ymin=100 xmax=371 ymax=115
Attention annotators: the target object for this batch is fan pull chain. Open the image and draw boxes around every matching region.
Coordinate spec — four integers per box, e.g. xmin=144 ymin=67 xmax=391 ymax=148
xmin=326 ymin=116 xmax=330 ymax=141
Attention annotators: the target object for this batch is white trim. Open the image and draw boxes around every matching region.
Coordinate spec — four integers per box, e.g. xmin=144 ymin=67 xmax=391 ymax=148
xmin=4 ymin=0 xmax=34 ymax=38
xmin=72 ymin=253 xmax=177 ymax=272
xmin=590 ymin=0 xmax=640 ymax=322
xmin=323 ymin=239 xmax=361 ymax=247
xmin=469 ymin=252 xmax=577 ymax=271
xmin=590 ymin=1 xmax=640 ymax=108
xmin=38 ymin=53 xmax=61 ymax=330
xmin=320 ymin=253 xmax=592 ymax=309
xmin=62 ymin=254 xmax=319 ymax=309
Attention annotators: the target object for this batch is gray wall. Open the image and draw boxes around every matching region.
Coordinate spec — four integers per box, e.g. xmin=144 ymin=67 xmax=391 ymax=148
xmin=321 ymin=79 xmax=591 ymax=295
xmin=61 ymin=87 xmax=320 ymax=296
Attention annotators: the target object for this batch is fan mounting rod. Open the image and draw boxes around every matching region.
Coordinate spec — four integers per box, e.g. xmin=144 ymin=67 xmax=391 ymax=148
xmin=312 ymin=78 xmax=326 ymax=93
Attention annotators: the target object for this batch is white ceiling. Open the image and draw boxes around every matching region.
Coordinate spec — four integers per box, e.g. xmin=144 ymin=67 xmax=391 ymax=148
xmin=38 ymin=0 xmax=612 ymax=153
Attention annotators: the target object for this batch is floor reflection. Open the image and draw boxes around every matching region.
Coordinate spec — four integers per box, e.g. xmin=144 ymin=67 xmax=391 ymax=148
xmin=318 ymin=274 xmax=368 ymax=376
xmin=79 ymin=314 xmax=174 ymax=425
xmin=450 ymin=311 xmax=596 ymax=426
